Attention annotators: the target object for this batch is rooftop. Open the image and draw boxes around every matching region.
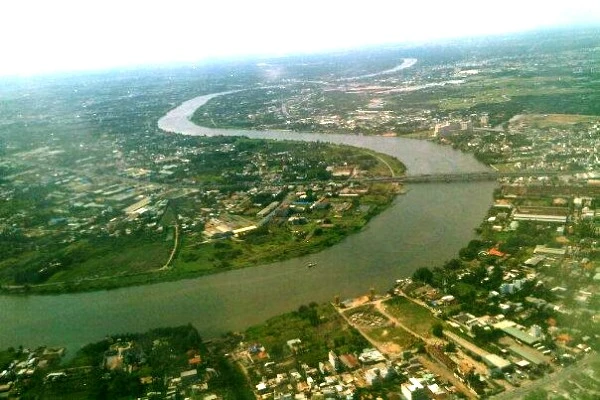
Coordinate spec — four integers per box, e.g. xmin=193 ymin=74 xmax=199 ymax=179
xmin=482 ymin=354 xmax=512 ymax=370
xmin=508 ymin=345 xmax=547 ymax=366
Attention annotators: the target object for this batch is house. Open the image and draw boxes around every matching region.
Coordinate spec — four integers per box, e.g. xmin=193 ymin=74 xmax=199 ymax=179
xmin=188 ymin=355 xmax=202 ymax=366
xmin=328 ymin=351 xmax=340 ymax=372
xmin=524 ymin=255 xmax=545 ymax=267
xmin=358 ymin=348 xmax=386 ymax=364
xmin=494 ymin=320 xmax=540 ymax=346
xmin=401 ymin=377 xmax=429 ymax=400
xmin=507 ymin=345 xmax=547 ymax=366
xmin=488 ymin=248 xmax=506 ymax=257
xmin=533 ymin=245 xmax=567 ymax=256
xmin=180 ymin=369 xmax=198 ymax=383
xmin=339 ymin=354 xmax=360 ymax=370
xmin=287 ymin=339 xmax=302 ymax=352
xmin=481 ymin=354 xmax=512 ymax=374
xmin=256 ymin=382 xmax=268 ymax=392
xmin=0 ymin=383 xmax=13 ymax=394
xmin=364 ymin=362 xmax=393 ymax=385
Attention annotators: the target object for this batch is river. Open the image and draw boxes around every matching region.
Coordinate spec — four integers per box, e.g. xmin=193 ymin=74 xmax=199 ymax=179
xmin=0 ymin=92 xmax=496 ymax=354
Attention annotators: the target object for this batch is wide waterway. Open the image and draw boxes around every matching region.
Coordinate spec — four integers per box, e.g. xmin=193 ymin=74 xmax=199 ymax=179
xmin=0 ymin=92 xmax=496 ymax=354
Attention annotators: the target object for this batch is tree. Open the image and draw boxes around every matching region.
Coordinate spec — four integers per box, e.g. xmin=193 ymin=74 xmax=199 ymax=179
xmin=445 ymin=342 xmax=457 ymax=353
xmin=465 ymin=370 xmax=486 ymax=394
xmin=297 ymin=304 xmax=320 ymax=326
xmin=443 ymin=258 xmax=462 ymax=270
xmin=269 ymin=343 xmax=284 ymax=360
xmin=412 ymin=267 xmax=434 ymax=284
xmin=432 ymin=323 xmax=444 ymax=338
xmin=459 ymin=239 xmax=486 ymax=260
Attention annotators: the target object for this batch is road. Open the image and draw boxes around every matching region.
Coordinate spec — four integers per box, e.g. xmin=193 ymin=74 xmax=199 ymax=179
xmin=418 ymin=355 xmax=478 ymax=400
xmin=159 ymin=224 xmax=179 ymax=270
xmin=490 ymin=352 xmax=599 ymax=399
xmin=370 ymin=153 xmax=396 ymax=177
xmin=362 ymin=170 xmax=571 ymax=184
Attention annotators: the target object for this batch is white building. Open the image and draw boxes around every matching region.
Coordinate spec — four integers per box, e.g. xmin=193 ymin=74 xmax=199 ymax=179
xmin=401 ymin=377 xmax=428 ymax=400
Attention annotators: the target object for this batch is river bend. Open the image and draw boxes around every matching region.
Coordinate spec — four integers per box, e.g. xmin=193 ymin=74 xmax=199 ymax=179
xmin=0 ymin=92 xmax=496 ymax=353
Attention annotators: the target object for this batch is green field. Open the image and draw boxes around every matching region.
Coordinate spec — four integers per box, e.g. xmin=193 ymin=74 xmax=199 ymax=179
xmin=368 ymin=326 xmax=420 ymax=350
xmin=383 ymin=296 xmax=439 ymax=338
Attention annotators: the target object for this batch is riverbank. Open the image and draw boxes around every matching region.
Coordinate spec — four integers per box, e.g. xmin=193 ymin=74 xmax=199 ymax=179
xmin=0 ymin=137 xmax=405 ymax=296
xmin=1 ymin=180 xmax=404 ymax=296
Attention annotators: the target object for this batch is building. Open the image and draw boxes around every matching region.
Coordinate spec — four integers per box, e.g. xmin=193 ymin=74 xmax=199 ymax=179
xmin=358 ymin=348 xmax=386 ymax=364
xmin=364 ymin=362 xmax=393 ymax=385
xmin=257 ymin=201 xmax=280 ymax=218
xmin=401 ymin=377 xmax=429 ymax=400
xmin=508 ymin=345 xmax=547 ymax=366
xmin=524 ymin=256 xmax=546 ymax=267
xmin=444 ymin=330 xmax=512 ymax=375
xmin=427 ymin=383 xmax=448 ymax=399
xmin=482 ymin=354 xmax=512 ymax=374
xmin=480 ymin=114 xmax=489 ymax=127
xmin=124 ymin=197 xmax=151 ymax=215
xmin=525 ymin=296 xmax=548 ymax=309
xmin=494 ymin=320 xmax=540 ymax=346
xmin=328 ymin=351 xmax=340 ymax=372
xmin=286 ymin=339 xmax=302 ymax=352
xmin=339 ymin=353 xmax=359 ymax=370
xmin=500 ymin=283 xmax=515 ymax=295
xmin=180 ymin=369 xmax=198 ymax=383
xmin=434 ymin=122 xmax=461 ymax=137
xmin=513 ymin=213 xmax=567 ymax=223
xmin=232 ymin=225 xmax=257 ymax=236
xmin=533 ymin=245 xmax=567 ymax=256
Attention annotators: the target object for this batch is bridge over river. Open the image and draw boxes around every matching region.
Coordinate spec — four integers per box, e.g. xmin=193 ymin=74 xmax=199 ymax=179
xmin=362 ymin=170 xmax=567 ymax=184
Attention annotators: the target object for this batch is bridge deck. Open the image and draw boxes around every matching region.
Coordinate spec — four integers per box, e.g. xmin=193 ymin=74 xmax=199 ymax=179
xmin=357 ymin=170 xmax=567 ymax=184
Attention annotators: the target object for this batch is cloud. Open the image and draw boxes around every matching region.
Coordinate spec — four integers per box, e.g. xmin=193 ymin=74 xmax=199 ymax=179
xmin=1 ymin=0 xmax=599 ymax=76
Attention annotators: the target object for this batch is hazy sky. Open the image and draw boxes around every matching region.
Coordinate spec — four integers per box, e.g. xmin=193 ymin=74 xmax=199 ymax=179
xmin=2 ymin=0 xmax=600 ymax=76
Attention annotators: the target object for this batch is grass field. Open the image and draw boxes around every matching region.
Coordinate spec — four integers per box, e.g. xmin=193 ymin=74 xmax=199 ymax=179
xmin=511 ymin=113 xmax=599 ymax=129
xmin=343 ymin=304 xmax=422 ymax=353
xmin=383 ymin=296 xmax=439 ymax=338
xmin=368 ymin=326 xmax=420 ymax=350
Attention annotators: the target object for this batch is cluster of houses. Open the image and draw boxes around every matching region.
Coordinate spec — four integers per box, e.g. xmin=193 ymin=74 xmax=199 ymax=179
xmin=0 ymin=347 xmax=65 ymax=398
xmin=100 ymin=339 xmax=214 ymax=400
xmin=202 ymin=180 xmax=369 ymax=241
xmin=236 ymin=339 xmax=458 ymax=400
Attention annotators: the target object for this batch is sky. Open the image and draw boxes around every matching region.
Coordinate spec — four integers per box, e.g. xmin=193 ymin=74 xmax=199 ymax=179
xmin=2 ymin=0 xmax=600 ymax=76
